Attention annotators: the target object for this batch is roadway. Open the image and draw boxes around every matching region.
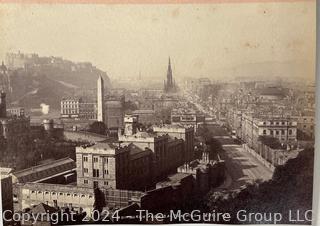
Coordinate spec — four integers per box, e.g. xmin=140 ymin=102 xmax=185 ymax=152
xmin=218 ymin=143 xmax=273 ymax=192
xmin=186 ymin=94 xmax=273 ymax=191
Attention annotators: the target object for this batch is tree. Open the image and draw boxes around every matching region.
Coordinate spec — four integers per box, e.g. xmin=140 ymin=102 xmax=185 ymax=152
xmin=88 ymin=122 xmax=106 ymax=135
xmin=203 ymin=148 xmax=314 ymax=224
xmin=93 ymin=187 xmax=106 ymax=213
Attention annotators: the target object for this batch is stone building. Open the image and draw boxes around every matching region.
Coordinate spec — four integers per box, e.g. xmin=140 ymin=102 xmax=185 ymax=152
xmin=16 ymin=183 xmax=95 ymax=214
xmin=170 ymin=108 xmax=205 ymax=131
xmin=153 ymin=124 xmax=195 ymax=163
xmin=60 ymin=97 xmax=96 ymax=120
xmin=105 ymin=95 xmax=125 ymax=132
xmin=241 ymin=113 xmax=297 ymax=150
xmin=131 ymin=109 xmax=156 ymax=125
xmin=76 ymin=142 xmax=153 ymax=191
xmin=119 ymin=115 xmax=186 ymax=179
xmin=294 ymin=111 xmax=315 ymax=139
xmin=6 ymin=107 xmax=25 ymax=117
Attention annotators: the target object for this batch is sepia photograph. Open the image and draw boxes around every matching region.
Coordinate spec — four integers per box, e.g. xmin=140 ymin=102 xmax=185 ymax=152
xmin=0 ymin=0 xmax=317 ymax=225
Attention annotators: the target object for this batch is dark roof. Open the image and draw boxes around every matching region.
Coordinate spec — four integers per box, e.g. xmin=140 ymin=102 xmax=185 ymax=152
xmin=128 ymin=143 xmax=152 ymax=160
xmin=13 ymin=158 xmax=76 ymax=183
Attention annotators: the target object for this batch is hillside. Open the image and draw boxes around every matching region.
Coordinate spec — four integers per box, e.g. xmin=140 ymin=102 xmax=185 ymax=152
xmin=3 ymin=56 xmax=111 ymax=110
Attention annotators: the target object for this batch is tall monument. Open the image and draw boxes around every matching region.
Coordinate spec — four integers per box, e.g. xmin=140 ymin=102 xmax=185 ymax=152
xmin=97 ymin=75 xmax=105 ymax=122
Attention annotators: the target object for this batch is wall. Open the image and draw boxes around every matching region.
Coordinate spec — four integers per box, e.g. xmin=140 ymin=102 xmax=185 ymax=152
xmin=64 ymin=131 xmax=107 ymax=143
xmin=16 ymin=183 xmax=95 ymax=215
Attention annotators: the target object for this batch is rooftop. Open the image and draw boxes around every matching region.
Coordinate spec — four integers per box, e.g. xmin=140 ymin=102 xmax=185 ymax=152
xmin=12 ymin=158 xmax=76 ymax=183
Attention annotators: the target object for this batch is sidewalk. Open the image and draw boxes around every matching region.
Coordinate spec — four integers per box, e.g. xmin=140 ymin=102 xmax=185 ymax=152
xmin=242 ymin=143 xmax=275 ymax=173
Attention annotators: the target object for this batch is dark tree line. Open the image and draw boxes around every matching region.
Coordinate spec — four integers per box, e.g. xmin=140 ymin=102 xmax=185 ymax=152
xmin=202 ymin=148 xmax=314 ymax=224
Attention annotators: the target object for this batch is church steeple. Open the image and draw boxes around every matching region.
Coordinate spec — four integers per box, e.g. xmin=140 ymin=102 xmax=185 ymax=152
xmin=164 ymin=57 xmax=177 ymax=93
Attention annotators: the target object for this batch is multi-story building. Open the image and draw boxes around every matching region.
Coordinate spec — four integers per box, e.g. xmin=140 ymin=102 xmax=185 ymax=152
xmin=7 ymin=107 xmax=25 ymax=117
xmin=153 ymin=124 xmax=195 ymax=163
xmin=171 ymin=108 xmax=205 ymax=131
xmin=119 ymin=115 xmax=186 ymax=179
xmin=241 ymin=113 xmax=297 ymax=150
xmin=131 ymin=109 xmax=156 ymax=125
xmin=295 ymin=111 xmax=315 ymax=139
xmin=76 ymin=142 xmax=153 ymax=191
xmin=5 ymin=51 xmax=37 ymax=69
xmin=60 ymin=97 xmax=96 ymax=120
xmin=105 ymin=95 xmax=125 ymax=131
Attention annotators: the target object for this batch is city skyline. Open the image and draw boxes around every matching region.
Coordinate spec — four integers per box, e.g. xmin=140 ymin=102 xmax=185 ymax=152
xmin=0 ymin=2 xmax=316 ymax=81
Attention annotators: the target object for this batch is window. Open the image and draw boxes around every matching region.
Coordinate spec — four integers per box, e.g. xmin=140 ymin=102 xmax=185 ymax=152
xmin=281 ymin=130 xmax=285 ymax=135
xmin=263 ymin=130 xmax=267 ymax=135
xmin=270 ymin=130 xmax=274 ymax=135
xmin=83 ymin=168 xmax=88 ymax=173
xmin=93 ymin=169 xmax=100 ymax=177
xmin=276 ymin=122 xmax=279 ymax=125
xmin=83 ymin=156 xmax=88 ymax=162
xmin=93 ymin=157 xmax=99 ymax=163
xmin=84 ymin=180 xmax=88 ymax=184
xmin=104 ymin=169 xmax=109 ymax=175
xmin=104 ymin=181 xmax=109 ymax=186
xmin=282 ymin=122 xmax=285 ymax=125
xmin=289 ymin=129 xmax=292 ymax=135
xmin=276 ymin=131 xmax=279 ymax=135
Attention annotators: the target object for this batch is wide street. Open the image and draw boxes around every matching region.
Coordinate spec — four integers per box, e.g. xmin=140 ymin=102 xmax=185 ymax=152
xmin=187 ymin=95 xmax=274 ymax=192
xmin=219 ymin=144 xmax=273 ymax=192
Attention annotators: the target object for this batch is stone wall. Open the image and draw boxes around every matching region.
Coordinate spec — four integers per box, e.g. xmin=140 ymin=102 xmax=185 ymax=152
xmin=64 ymin=131 xmax=107 ymax=143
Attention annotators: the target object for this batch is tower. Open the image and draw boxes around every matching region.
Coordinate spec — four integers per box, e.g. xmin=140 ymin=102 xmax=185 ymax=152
xmin=167 ymin=57 xmax=173 ymax=87
xmin=164 ymin=57 xmax=177 ymax=93
xmin=0 ymin=91 xmax=6 ymax=118
xmin=123 ymin=115 xmax=138 ymax=136
xmin=97 ymin=75 xmax=105 ymax=123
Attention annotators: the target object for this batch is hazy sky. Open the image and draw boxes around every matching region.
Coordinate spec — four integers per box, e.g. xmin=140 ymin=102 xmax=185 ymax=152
xmin=0 ymin=1 xmax=316 ymax=80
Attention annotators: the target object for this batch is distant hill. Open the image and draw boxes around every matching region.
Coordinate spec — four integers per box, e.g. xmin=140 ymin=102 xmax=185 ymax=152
xmin=3 ymin=54 xmax=111 ymax=110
